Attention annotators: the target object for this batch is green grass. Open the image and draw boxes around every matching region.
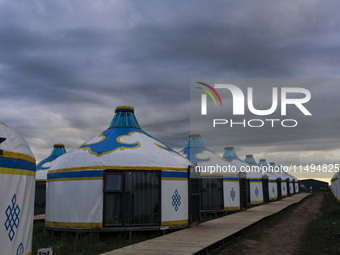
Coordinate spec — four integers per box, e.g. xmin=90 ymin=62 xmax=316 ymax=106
xmin=32 ymin=221 xmax=159 ymax=255
xmin=297 ymin=191 xmax=340 ymax=255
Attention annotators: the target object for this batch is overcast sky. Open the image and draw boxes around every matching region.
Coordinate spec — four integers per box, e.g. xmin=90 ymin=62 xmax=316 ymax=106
xmin=1 ymin=0 xmax=340 ymax=181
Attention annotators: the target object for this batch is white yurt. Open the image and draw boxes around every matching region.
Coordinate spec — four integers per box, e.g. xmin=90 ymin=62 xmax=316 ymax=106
xmin=331 ymin=172 xmax=339 ymax=202
xmin=278 ymin=165 xmax=297 ymax=196
xmin=224 ymin=147 xmax=264 ymax=206
xmin=277 ymin=165 xmax=290 ymax=197
xmin=35 ymin=144 xmax=66 ymax=209
xmin=179 ymin=134 xmax=241 ymax=212
xmin=0 ymin=122 xmax=36 ymax=255
xmin=259 ymin=159 xmax=278 ymax=201
xmin=46 ymin=106 xmax=194 ymax=231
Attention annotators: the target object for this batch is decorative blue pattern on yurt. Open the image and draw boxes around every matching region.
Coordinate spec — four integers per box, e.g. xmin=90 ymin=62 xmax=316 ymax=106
xmin=36 ymin=144 xmax=66 ymax=170
xmin=79 ymin=128 xmax=145 ymax=156
xmin=79 ymin=106 xmax=178 ymax=157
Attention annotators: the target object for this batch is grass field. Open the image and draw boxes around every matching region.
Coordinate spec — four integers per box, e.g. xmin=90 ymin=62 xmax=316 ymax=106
xmin=297 ymin=191 xmax=340 ymax=255
xmin=32 ymin=221 xmax=159 ymax=255
xmin=211 ymin=195 xmax=305 ymax=254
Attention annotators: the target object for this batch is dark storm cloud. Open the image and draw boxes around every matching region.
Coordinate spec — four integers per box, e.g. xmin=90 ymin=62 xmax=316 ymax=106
xmin=1 ymin=0 xmax=340 ymax=181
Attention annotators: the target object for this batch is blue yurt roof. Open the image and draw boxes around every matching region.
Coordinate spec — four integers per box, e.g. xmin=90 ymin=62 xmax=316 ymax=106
xmin=180 ymin=133 xmax=212 ymax=164
xmin=179 ymin=133 xmax=240 ymax=175
xmin=37 ymin=144 xmax=66 ymax=170
xmin=48 ymin=106 xmax=191 ymax=171
xmin=259 ymin=159 xmax=268 ymax=167
xmin=109 ymin=106 xmax=140 ymax=128
xmin=222 ymin=146 xmax=243 ymax=162
xmin=245 ymin=154 xmax=258 ymax=165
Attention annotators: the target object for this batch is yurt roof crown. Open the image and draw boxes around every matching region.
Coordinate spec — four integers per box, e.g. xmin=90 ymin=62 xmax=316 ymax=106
xmin=49 ymin=144 xmax=66 ymax=157
xmin=185 ymin=133 xmax=207 ymax=149
xmin=245 ymin=154 xmax=257 ymax=165
xmin=223 ymin=146 xmax=241 ymax=162
xmin=259 ymin=159 xmax=268 ymax=167
xmin=109 ymin=106 xmax=140 ymax=129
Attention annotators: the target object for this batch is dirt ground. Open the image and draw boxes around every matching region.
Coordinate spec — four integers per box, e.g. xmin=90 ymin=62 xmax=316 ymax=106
xmin=217 ymin=194 xmax=324 ymax=255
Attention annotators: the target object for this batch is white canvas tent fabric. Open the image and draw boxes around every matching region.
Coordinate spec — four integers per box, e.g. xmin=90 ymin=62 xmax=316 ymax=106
xmin=331 ymin=172 xmax=340 ymax=202
xmin=274 ymin=166 xmax=290 ymax=197
xmin=179 ymin=134 xmax=241 ymax=211
xmin=46 ymin=106 xmax=192 ymax=230
xmin=0 ymin=122 xmax=36 ymax=255
xmin=35 ymin=144 xmax=66 ymax=209
xmin=36 ymin=144 xmax=66 ymax=181
xmin=279 ymin=169 xmax=296 ymax=195
xmin=223 ymin=147 xmax=264 ymax=205
xmin=260 ymin=160 xmax=278 ymax=201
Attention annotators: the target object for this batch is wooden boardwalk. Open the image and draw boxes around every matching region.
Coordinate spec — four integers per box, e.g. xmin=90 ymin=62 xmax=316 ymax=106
xmin=34 ymin=214 xmax=45 ymax=221
xmin=101 ymin=193 xmax=311 ymax=255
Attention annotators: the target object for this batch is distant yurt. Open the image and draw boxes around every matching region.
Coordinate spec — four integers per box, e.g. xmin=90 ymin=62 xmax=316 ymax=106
xmin=291 ymin=172 xmax=300 ymax=193
xmin=0 ymin=122 xmax=36 ymax=255
xmin=331 ymin=173 xmax=340 ymax=202
xmin=268 ymin=162 xmax=284 ymax=199
xmin=273 ymin=164 xmax=289 ymax=197
xmin=35 ymin=144 xmax=66 ymax=209
xmin=259 ymin=159 xmax=279 ymax=201
xmin=46 ymin=106 xmax=197 ymax=231
xmin=278 ymin=166 xmax=296 ymax=196
xmin=224 ymin=147 xmax=264 ymax=206
xmin=277 ymin=165 xmax=291 ymax=197
xmin=179 ymin=134 xmax=241 ymax=212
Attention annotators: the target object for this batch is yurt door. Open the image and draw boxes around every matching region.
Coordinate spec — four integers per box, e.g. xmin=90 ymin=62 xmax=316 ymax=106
xmin=103 ymin=172 xmax=124 ymax=226
xmin=103 ymin=170 xmax=161 ymax=227
xmin=239 ymin=178 xmax=247 ymax=210
xmin=246 ymin=179 xmax=251 ymax=207
xmin=277 ymin=179 xmax=282 ymax=199
xmin=189 ymin=168 xmax=200 ymax=223
xmin=262 ymin=178 xmax=269 ymax=203
xmin=286 ymin=179 xmax=291 ymax=196
xmin=200 ymin=177 xmax=223 ymax=211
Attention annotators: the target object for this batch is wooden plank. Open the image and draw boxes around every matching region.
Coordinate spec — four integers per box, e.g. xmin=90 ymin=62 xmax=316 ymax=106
xmin=101 ymin=193 xmax=310 ymax=255
xmin=34 ymin=214 xmax=45 ymax=221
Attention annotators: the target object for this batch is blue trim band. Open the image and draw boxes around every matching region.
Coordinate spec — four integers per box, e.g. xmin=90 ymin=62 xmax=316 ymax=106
xmin=48 ymin=170 xmax=104 ymax=180
xmin=0 ymin=157 xmax=36 ymax=172
xmin=223 ymin=176 xmax=239 ymax=181
xmin=161 ymin=171 xmax=188 ymax=179
xmin=249 ymin=178 xmax=262 ymax=182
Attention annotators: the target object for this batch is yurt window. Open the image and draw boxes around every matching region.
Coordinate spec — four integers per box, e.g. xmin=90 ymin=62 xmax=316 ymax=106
xmin=105 ymin=173 xmax=123 ymax=192
xmin=200 ymin=178 xmax=223 ymax=210
xmin=103 ymin=170 xmax=160 ymax=227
